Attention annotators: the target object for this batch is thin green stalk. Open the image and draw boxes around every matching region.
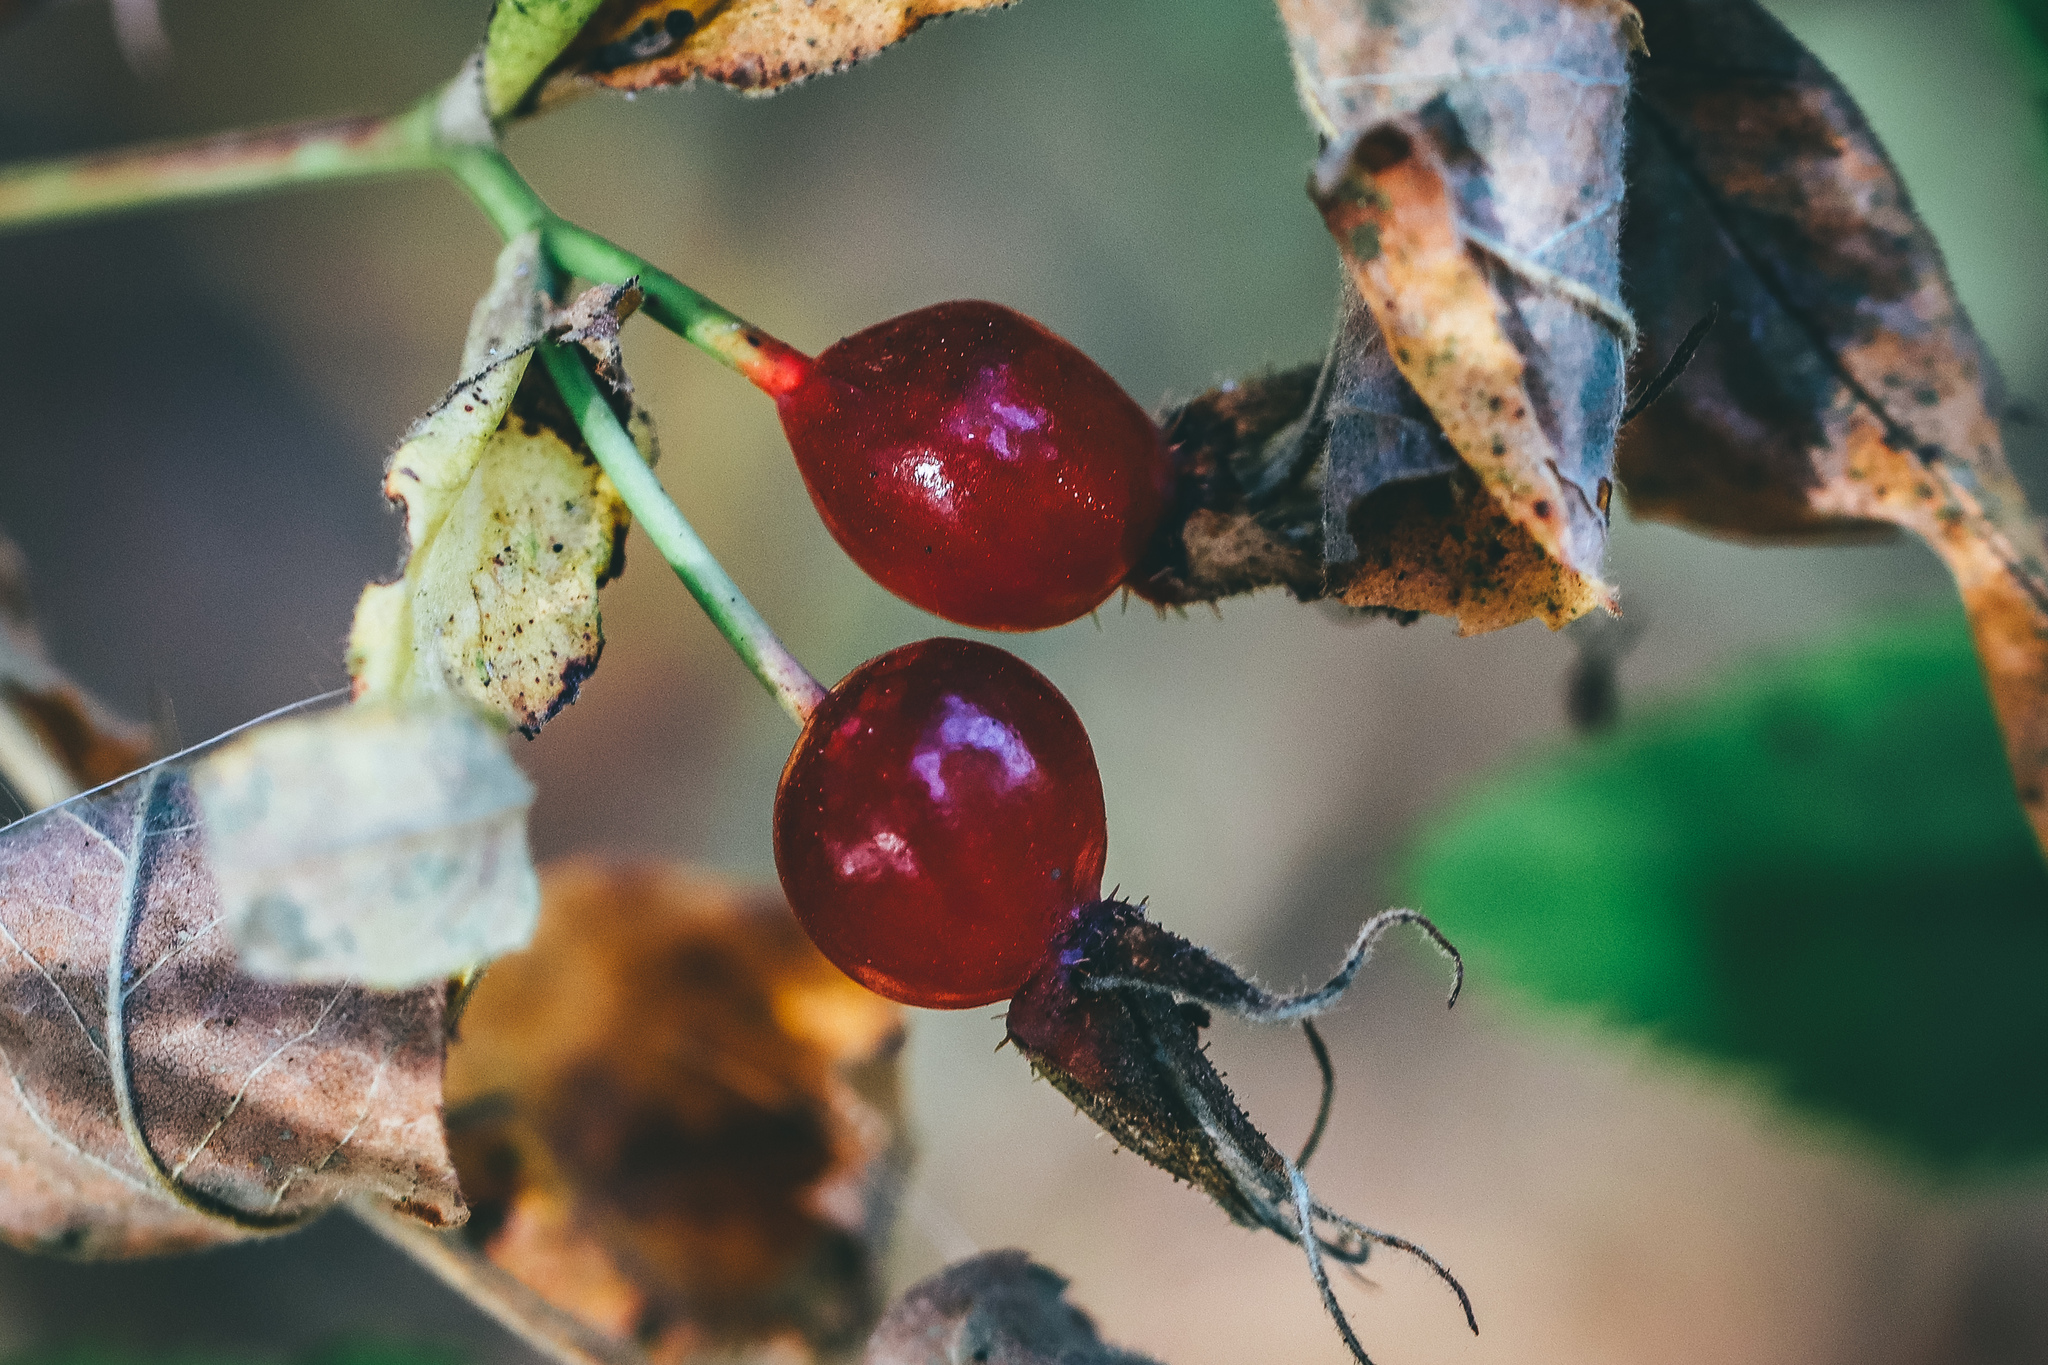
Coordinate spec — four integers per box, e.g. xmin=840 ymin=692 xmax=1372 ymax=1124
xmin=538 ymin=342 xmax=828 ymax=725
xmin=441 ymin=147 xmax=813 ymax=393
xmin=548 ymin=223 xmax=812 ymax=393
xmin=0 ymin=93 xmax=829 ymax=721
xmin=0 ymin=100 xmax=442 ymax=231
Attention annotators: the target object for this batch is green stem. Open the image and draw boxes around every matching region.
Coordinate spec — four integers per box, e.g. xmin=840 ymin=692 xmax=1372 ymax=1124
xmin=538 ymin=342 xmax=828 ymax=725
xmin=0 ymin=100 xmax=442 ymax=231
xmin=0 ymin=91 xmax=829 ymax=720
xmin=440 ymin=147 xmax=813 ymax=394
xmin=548 ymin=223 xmax=812 ymax=394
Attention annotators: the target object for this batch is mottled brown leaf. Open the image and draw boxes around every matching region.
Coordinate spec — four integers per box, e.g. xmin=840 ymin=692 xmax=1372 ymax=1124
xmin=0 ymin=763 xmax=463 ymax=1257
xmin=537 ymin=0 xmax=1012 ymax=104
xmin=866 ymin=1252 xmax=1160 ymax=1365
xmin=0 ymin=534 xmax=153 ymax=813
xmin=1620 ymin=0 xmax=2048 ymax=851
xmin=1278 ymin=0 xmax=1639 ymax=631
xmin=444 ymin=862 xmax=906 ymax=1363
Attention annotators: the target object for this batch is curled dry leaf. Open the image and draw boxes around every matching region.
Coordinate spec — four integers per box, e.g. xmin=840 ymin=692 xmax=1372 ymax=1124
xmin=190 ymin=702 xmax=539 ymax=988
xmin=1267 ymin=0 xmax=1639 ymax=632
xmin=349 ymin=231 xmax=647 ymax=738
xmin=1620 ymin=0 xmax=2048 ymax=851
xmin=443 ymin=861 xmax=906 ymax=1363
xmin=866 ymin=1251 xmax=1159 ymax=1365
xmin=0 ymin=534 xmax=153 ymax=813
xmin=536 ymin=0 xmax=1013 ymax=104
xmin=0 ymin=761 xmax=462 ymax=1257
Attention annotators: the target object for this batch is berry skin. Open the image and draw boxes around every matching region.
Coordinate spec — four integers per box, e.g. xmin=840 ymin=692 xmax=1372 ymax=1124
xmin=773 ymin=301 xmax=1172 ymax=632
xmin=773 ymin=637 xmax=1107 ymax=1008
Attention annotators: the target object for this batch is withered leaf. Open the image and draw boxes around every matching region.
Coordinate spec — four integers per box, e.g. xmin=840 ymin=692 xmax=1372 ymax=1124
xmin=0 ymin=762 xmax=463 ymax=1257
xmin=866 ymin=1252 xmax=1160 ymax=1365
xmin=443 ymin=862 xmax=906 ymax=1363
xmin=190 ymin=702 xmax=539 ymax=988
xmin=349 ymin=233 xmax=644 ymax=737
xmin=1273 ymin=0 xmax=1640 ymax=632
xmin=0 ymin=534 xmax=153 ymax=813
xmin=1620 ymin=0 xmax=2048 ymax=850
xmin=536 ymin=0 xmax=1013 ymax=104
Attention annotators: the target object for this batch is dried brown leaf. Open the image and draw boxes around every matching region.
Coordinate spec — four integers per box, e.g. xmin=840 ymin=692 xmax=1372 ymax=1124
xmin=0 ymin=535 xmax=154 ymax=812
xmin=0 ymin=762 xmax=463 ymax=1256
xmin=538 ymin=0 xmax=1013 ymax=103
xmin=866 ymin=1252 xmax=1160 ymax=1365
xmin=444 ymin=862 xmax=906 ymax=1363
xmin=1620 ymin=0 xmax=2048 ymax=850
xmin=1280 ymin=0 xmax=1639 ymax=631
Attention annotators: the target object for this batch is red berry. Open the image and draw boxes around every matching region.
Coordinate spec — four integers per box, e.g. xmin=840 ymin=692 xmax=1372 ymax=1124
xmin=773 ymin=301 xmax=1172 ymax=632
xmin=773 ymin=637 xmax=1107 ymax=1008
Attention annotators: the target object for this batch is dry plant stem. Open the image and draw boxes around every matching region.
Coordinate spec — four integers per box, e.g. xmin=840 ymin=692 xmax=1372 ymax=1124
xmin=540 ymin=343 xmax=828 ymax=724
xmin=350 ymin=1201 xmax=651 ymax=1365
xmin=0 ymin=103 xmax=441 ymax=229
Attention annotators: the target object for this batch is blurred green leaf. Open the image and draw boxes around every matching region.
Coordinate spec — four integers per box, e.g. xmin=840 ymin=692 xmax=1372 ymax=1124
xmin=482 ymin=0 xmax=606 ymax=117
xmin=1403 ymin=609 xmax=2048 ymax=1171
xmin=1995 ymin=0 xmax=2048 ymax=119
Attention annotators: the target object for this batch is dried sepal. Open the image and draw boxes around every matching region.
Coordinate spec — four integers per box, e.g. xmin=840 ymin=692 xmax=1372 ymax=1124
xmin=444 ymin=862 xmax=907 ymax=1363
xmin=549 ymin=279 xmax=645 ymax=393
xmin=1004 ymin=899 xmax=1472 ymax=1365
xmin=1128 ymin=366 xmax=1595 ymax=632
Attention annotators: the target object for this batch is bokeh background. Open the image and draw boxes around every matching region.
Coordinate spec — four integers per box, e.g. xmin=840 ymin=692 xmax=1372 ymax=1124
xmin=3 ymin=0 xmax=2047 ymax=1361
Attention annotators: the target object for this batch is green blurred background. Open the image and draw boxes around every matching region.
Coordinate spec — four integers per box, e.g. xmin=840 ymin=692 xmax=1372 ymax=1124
xmin=2 ymin=1 xmax=2047 ymax=1362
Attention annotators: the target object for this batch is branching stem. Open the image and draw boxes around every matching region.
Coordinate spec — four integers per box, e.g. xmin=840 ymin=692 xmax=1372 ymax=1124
xmin=539 ymin=344 xmax=828 ymax=725
xmin=0 ymin=80 xmax=831 ymax=725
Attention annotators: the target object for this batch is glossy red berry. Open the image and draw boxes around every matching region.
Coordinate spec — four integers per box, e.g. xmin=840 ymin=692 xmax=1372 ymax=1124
xmin=773 ymin=301 xmax=1172 ymax=632
xmin=773 ymin=637 xmax=1107 ymax=1008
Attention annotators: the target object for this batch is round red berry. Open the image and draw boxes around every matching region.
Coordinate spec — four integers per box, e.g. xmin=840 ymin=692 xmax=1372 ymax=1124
xmin=774 ymin=301 xmax=1172 ymax=632
xmin=773 ymin=637 xmax=1108 ymax=1008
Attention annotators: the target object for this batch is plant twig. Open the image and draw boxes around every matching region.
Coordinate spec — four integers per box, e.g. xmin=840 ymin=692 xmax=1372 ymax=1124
xmin=350 ymin=1201 xmax=650 ymax=1365
xmin=0 ymin=104 xmax=442 ymax=231
xmin=0 ymin=87 xmax=831 ymax=724
xmin=539 ymin=343 xmax=829 ymax=724
xmin=437 ymin=147 xmax=814 ymax=392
